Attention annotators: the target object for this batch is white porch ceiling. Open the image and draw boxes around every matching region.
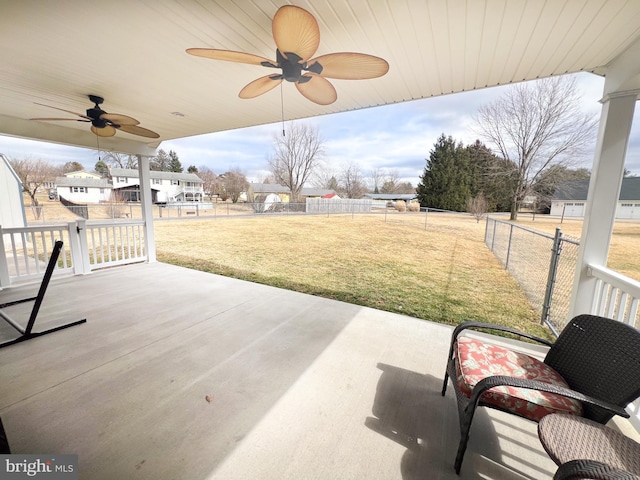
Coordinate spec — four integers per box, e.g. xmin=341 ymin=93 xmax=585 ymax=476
xmin=1 ymin=1 xmax=639 ymax=155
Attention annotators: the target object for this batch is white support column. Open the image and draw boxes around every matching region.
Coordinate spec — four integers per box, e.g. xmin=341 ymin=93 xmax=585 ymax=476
xmin=138 ymin=154 xmax=156 ymax=263
xmin=569 ymin=92 xmax=637 ymax=318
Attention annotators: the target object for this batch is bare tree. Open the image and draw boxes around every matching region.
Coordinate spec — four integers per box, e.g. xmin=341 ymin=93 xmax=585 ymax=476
xmin=396 ymin=181 xmax=415 ymax=194
xmin=197 ymin=166 xmax=219 ymax=201
xmin=368 ymin=168 xmax=385 ymax=193
xmin=474 ymin=77 xmax=597 ymax=220
xmin=339 ymin=162 xmax=367 ymax=199
xmin=466 ymin=193 xmax=489 ymax=223
xmin=9 ymin=157 xmax=58 ymax=211
xmin=380 ymin=169 xmax=401 ymax=194
xmin=102 ymin=152 xmax=138 ymax=169
xmin=269 ymin=123 xmax=323 ymax=202
xmin=220 ymin=168 xmax=248 ymax=203
xmin=62 ymin=161 xmax=84 ymax=173
xmin=311 ymin=165 xmax=339 ymax=191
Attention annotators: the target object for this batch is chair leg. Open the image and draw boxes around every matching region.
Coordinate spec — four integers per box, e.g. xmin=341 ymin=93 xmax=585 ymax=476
xmin=454 ymin=401 xmax=479 ymax=474
xmin=441 ymin=370 xmax=449 ymax=396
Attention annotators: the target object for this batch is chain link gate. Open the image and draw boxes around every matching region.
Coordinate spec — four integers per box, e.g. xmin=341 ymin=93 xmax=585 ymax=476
xmin=485 ymin=217 xmax=580 ymax=335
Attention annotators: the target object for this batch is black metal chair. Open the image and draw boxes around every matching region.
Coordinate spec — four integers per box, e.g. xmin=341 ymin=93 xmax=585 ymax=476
xmin=0 ymin=240 xmax=86 ymax=348
xmin=441 ymin=314 xmax=640 ymax=473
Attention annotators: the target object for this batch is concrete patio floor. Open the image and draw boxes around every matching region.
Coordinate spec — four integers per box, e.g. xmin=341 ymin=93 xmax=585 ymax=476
xmin=0 ymin=262 xmax=572 ymax=479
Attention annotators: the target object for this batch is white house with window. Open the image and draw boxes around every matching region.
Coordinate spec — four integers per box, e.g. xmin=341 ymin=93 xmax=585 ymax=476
xmin=55 ymin=176 xmax=112 ymax=203
xmin=110 ymin=168 xmax=204 ymax=203
xmin=551 ymin=178 xmax=640 ymax=219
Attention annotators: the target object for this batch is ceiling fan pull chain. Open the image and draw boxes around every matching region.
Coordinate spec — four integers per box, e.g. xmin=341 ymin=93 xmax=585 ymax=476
xmin=281 ymin=81 xmax=285 ymax=137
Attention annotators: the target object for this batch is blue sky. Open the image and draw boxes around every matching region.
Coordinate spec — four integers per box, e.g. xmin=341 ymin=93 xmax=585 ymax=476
xmin=1 ymin=72 xmax=638 ymax=186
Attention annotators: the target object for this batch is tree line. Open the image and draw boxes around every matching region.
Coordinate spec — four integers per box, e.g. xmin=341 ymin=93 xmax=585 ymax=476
xmin=416 ymin=135 xmax=591 ymax=218
xmin=418 ymin=77 xmax=597 ymax=220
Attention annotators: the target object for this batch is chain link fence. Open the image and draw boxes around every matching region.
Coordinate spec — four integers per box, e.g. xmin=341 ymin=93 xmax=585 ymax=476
xmin=485 ymin=217 xmax=580 ymax=335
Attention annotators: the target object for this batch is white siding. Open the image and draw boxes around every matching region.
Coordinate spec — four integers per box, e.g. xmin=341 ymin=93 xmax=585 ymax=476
xmin=64 ymin=186 xmax=111 ymax=203
xmin=0 ymin=154 xmax=26 ymax=229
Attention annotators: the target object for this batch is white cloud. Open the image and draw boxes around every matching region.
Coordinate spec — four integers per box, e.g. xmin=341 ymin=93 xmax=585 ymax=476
xmin=2 ymin=72 xmax=639 ymax=186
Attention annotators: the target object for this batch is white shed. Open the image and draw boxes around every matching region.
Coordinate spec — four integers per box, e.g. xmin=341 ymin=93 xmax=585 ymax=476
xmin=0 ymin=153 xmax=27 ymax=231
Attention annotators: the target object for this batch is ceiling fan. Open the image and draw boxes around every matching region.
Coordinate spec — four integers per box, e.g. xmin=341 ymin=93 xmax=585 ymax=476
xmin=186 ymin=5 xmax=389 ymax=105
xmin=31 ymin=95 xmax=160 ymax=139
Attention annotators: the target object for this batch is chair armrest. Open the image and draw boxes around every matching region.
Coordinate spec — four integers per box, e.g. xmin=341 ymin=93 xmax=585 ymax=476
xmin=469 ymin=375 xmax=630 ymax=419
xmin=553 ymin=459 xmax=640 ymax=480
xmin=443 ymin=322 xmax=554 ymax=379
xmin=450 ymin=321 xmax=554 ymax=351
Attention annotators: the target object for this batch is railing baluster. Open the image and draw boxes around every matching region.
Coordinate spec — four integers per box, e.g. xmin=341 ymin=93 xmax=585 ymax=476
xmin=10 ymin=235 xmax=19 ymax=277
xmin=3 ymin=221 xmax=147 ymax=283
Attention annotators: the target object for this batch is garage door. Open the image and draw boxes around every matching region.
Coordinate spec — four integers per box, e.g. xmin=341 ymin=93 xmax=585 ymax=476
xmin=618 ymin=203 xmax=640 ymax=219
xmin=563 ymin=202 xmax=585 ymax=217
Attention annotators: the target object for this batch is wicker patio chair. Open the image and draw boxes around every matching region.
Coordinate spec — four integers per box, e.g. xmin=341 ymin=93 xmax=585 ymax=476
xmin=441 ymin=314 xmax=640 ymax=474
xmin=553 ymin=460 xmax=640 ymax=480
xmin=538 ymin=414 xmax=640 ymax=480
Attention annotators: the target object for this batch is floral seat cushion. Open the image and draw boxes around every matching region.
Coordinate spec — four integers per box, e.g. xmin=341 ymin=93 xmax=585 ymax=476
xmin=454 ymin=336 xmax=583 ymax=422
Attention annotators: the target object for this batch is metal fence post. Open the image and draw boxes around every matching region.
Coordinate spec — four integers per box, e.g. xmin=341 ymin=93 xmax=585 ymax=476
xmin=541 ymin=227 xmax=563 ymax=331
xmin=505 ymin=223 xmax=514 ymax=270
xmin=490 ymin=218 xmax=497 ymax=251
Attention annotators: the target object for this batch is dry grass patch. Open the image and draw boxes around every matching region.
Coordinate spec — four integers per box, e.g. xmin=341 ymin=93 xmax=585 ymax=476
xmin=512 ymin=216 xmax=640 ymax=281
xmin=155 ymin=213 xmax=550 ymax=338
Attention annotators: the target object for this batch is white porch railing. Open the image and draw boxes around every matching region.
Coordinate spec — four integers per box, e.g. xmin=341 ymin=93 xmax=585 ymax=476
xmin=586 ymin=263 xmax=640 ymax=431
xmin=0 ymin=219 xmax=146 ymax=287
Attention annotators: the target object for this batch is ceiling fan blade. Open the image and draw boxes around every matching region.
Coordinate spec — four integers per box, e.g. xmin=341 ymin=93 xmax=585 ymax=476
xmin=296 ymin=74 xmax=337 ymax=105
xmin=186 ymin=48 xmax=274 ymax=66
xmin=239 ymin=75 xmax=283 ymax=99
xmin=101 ymin=113 xmax=139 ymax=126
xmin=34 ymin=102 xmax=90 ymax=120
xmin=30 ymin=117 xmax=89 ymax=122
xmin=272 ymin=5 xmax=320 ymax=62
xmin=307 ymin=53 xmax=390 ymax=79
xmin=91 ymin=125 xmax=117 ymax=137
xmin=116 ymin=124 xmax=160 ymax=139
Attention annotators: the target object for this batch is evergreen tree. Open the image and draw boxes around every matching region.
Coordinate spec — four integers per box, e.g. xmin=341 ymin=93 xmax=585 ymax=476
xmin=327 ymin=176 xmax=339 ymax=192
xmin=466 ymin=140 xmax=515 ymax=212
xmin=94 ymin=159 xmax=110 ymax=178
xmin=150 ymin=149 xmax=170 ymax=171
xmin=187 ymin=165 xmax=198 ymax=173
xmin=416 ymin=134 xmax=471 ymax=211
xmin=168 ymin=150 xmax=183 ymax=173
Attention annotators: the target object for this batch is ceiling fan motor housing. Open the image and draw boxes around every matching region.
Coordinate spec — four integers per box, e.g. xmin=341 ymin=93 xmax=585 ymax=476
xmin=86 ymin=107 xmax=110 ymax=127
xmin=277 ymin=50 xmax=305 ymax=82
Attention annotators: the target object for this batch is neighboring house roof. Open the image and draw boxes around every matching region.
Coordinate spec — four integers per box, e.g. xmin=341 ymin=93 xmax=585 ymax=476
xmin=552 ymin=180 xmax=590 ymax=200
xmin=64 ymin=170 xmax=102 ymax=179
xmin=553 ymin=178 xmax=640 ymax=201
xmin=620 ymin=177 xmax=640 ymax=200
xmin=56 ymin=177 xmax=111 ymax=188
xmin=363 ymin=193 xmax=417 ymax=201
xmin=301 ymin=188 xmax=336 ymax=197
xmin=322 ymin=193 xmax=340 ymax=199
xmin=110 ymin=168 xmax=203 ymax=184
xmin=249 ymin=183 xmax=291 ymax=194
